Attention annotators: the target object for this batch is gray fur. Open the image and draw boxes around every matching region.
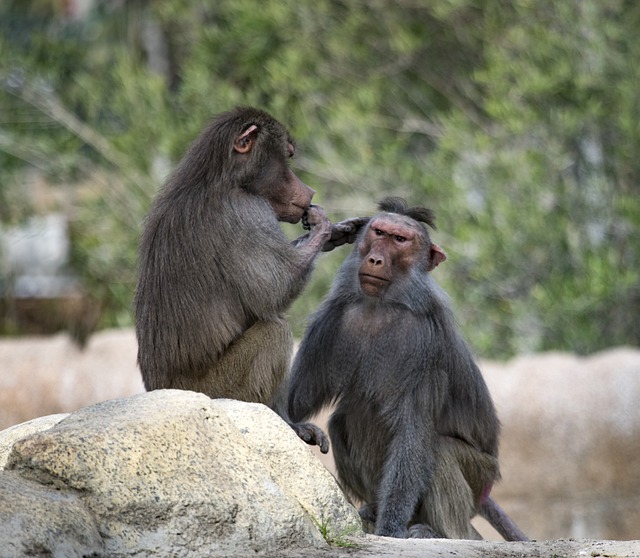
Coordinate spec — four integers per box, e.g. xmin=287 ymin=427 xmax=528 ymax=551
xmin=288 ymin=199 xmax=527 ymax=540
xmin=135 ymin=107 xmax=331 ymax=450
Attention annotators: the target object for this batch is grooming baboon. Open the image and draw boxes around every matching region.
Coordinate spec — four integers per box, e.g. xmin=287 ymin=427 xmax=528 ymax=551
xmin=288 ymin=197 xmax=528 ymax=540
xmin=135 ymin=106 xmax=364 ymax=451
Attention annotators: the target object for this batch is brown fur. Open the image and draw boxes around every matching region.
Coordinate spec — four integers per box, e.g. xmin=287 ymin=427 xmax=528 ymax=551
xmin=135 ymin=107 xmax=334 ymax=448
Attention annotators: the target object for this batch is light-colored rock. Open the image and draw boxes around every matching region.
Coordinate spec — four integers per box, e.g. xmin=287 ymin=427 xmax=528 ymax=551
xmin=0 ymin=413 xmax=68 ymax=469
xmin=351 ymin=536 xmax=640 ymax=558
xmin=222 ymin=399 xmax=362 ymax=538
xmin=3 ymin=390 xmax=361 ymax=557
xmin=0 ymin=471 xmax=104 ymax=558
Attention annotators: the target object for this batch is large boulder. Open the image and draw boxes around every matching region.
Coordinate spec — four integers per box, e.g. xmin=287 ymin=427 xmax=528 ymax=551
xmin=0 ymin=390 xmax=361 ymax=557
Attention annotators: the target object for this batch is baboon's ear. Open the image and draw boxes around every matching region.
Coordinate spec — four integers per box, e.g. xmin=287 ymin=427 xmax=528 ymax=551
xmin=233 ymin=124 xmax=258 ymax=154
xmin=428 ymin=243 xmax=446 ymax=271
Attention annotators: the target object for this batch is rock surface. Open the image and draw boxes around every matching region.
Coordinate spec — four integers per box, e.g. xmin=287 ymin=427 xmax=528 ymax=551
xmin=272 ymin=537 xmax=640 ymax=557
xmin=2 ymin=331 xmax=640 ymax=552
xmin=0 ymin=390 xmax=361 ymax=557
xmin=0 ymin=471 xmax=104 ymax=557
xmin=0 ymin=412 xmax=68 ymax=468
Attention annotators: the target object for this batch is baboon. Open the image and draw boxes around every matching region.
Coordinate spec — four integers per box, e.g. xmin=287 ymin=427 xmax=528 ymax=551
xmin=288 ymin=197 xmax=528 ymax=540
xmin=135 ymin=106 xmax=365 ymax=451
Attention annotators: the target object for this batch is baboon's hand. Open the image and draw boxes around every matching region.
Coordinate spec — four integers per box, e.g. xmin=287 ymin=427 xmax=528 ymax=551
xmin=291 ymin=421 xmax=330 ymax=454
xmin=302 ymin=204 xmax=330 ymax=230
xmin=322 ymin=217 xmax=370 ymax=252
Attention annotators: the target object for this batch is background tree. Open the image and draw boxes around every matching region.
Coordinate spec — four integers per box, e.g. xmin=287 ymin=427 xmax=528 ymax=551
xmin=0 ymin=0 xmax=638 ymax=358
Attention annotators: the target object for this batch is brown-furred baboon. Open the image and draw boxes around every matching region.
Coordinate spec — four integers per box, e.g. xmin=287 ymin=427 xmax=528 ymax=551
xmin=135 ymin=106 xmax=365 ymax=452
xmin=288 ymin=197 xmax=528 ymax=540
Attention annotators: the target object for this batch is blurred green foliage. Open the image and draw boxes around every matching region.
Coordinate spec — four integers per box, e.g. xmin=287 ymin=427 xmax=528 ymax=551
xmin=0 ymin=0 xmax=638 ymax=357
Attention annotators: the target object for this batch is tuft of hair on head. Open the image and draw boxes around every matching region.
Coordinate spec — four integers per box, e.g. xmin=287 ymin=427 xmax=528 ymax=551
xmin=377 ymin=196 xmax=437 ymax=230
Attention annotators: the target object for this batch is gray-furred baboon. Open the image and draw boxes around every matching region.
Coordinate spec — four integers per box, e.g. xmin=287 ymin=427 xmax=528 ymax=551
xmin=135 ymin=106 xmax=365 ymax=452
xmin=288 ymin=197 xmax=528 ymax=540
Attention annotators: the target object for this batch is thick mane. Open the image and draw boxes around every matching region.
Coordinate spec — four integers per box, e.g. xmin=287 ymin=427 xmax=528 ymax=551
xmin=377 ymin=196 xmax=437 ymax=230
